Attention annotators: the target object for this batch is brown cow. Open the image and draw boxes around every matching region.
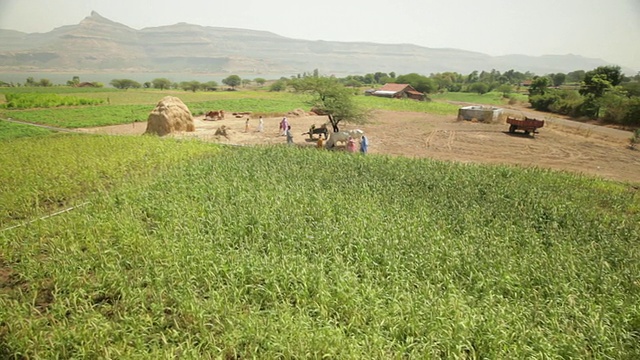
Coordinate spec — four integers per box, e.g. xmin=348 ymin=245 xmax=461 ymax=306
xmin=205 ymin=110 xmax=225 ymax=120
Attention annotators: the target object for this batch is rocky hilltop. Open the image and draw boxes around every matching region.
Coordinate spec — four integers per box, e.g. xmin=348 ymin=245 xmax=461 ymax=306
xmin=0 ymin=11 xmax=626 ymax=76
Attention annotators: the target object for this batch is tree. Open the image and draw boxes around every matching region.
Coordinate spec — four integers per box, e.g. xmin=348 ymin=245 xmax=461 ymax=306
xmin=580 ymin=66 xmax=622 ymax=98
xmin=496 ymin=84 xmax=513 ymax=97
xmin=269 ymin=80 xmax=287 ymax=92
xmin=180 ymin=81 xmax=201 ymax=92
xmin=67 ymin=76 xmax=80 ymax=86
xmin=469 ymin=82 xmax=489 ymax=95
xmin=254 ymin=78 xmax=266 ymax=86
xmin=567 ymin=70 xmax=586 ymax=83
xmin=395 ymin=73 xmax=436 ymax=94
xmin=292 ymin=76 xmax=368 ymax=132
xmin=110 ymin=79 xmax=141 ymax=89
xmin=242 ymin=79 xmax=252 ymax=87
xmin=551 ymin=73 xmax=566 ymax=87
xmin=152 ymin=78 xmax=172 ymax=90
xmin=203 ymin=81 xmax=218 ymax=91
xmin=39 ymin=78 xmax=52 ymax=87
xmin=222 ymin=75 xmax=241 ymax=89
xmin=528 ymin=76 xmax=550 ymax=96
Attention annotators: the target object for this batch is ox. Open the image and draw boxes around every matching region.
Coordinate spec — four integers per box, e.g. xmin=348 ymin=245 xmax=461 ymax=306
xmin=301 ymin=123 xmax=329 ymax=140
xmin=325 ymin=129 xmax=364 ymax=148
xmin=205 ymin=110 xmax=225 ymax=120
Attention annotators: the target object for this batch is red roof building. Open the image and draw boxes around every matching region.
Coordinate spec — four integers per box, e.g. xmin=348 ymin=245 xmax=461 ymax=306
xmin=370 ymin=83 xmax=426 ymax=101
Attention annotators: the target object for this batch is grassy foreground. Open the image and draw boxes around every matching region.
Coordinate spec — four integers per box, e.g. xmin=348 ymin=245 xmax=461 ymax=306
xmin=1 ymin=135 xmax=639 ymax=358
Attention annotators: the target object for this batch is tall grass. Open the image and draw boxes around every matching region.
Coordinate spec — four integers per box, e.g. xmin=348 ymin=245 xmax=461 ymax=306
xmin=1 ymin=140 xmax=639 ymax=358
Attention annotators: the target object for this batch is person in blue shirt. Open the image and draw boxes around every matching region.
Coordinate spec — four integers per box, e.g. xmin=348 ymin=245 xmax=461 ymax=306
xmin=360 ymin=135 xmax=368 ymax=154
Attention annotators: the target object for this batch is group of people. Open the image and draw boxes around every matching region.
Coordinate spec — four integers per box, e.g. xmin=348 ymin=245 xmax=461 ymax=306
xmin=347 ymin=135 xmax=368 ymax=154
xmin=245 ymin=116 xmax=265 ymax=133
xmin=278 ymin=116 xmax=369 ymax=153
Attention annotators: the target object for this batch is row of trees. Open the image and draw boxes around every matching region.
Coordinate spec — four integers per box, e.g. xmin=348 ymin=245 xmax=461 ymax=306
xmin=272 ymin=67 xmax=640 ymax=127
xmin=3 ymin=67 xmax=639 ymax=126
xmin=109 ymin=75 xmax=267 ymax=91
xmin=528 ymin=66 xmax=640 ymax=125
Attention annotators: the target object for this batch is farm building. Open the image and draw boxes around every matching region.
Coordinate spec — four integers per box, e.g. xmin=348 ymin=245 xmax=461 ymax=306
xmin=368 ymin=83 xmax=426 ymax=101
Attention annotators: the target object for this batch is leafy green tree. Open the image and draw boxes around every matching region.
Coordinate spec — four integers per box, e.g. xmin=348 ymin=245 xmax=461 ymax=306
xmin=567 ymin=70 xmax=586 ymax=83
xmin=222 ymin=75 xmax=241 ymax=89
xmin=180 ymin=81 xmax=201 ymax=92
xmin=292 ymin=76 xmax=368 ymax=132
xmin=503 ymin=69 xmax=528 ymax=84
xmin=469 ymin=82 xmax=489 ymax=95
xmin=143 ymin=82 xmax=151 ymax=89
xmin=551 ymin=73 xmax=566 ymax=87
xmin=528 ymin=76 xmax=550 ymax=96
xmin=254 ymin=78 xmax=266 ymax=86
xmin=152 ymin=78 xmax=172 ymax=90
xmin=203 ymin=81 xmax=218 ymax=91
xmin=389 ymin=72 xmax=396 ymax=79
xmin=269 ymin=80 xmax=287 ymax=92
xmin=67 ymin=76 xmax=80 ymax=86
xmin=580 ymin=66 xmax=622 ymax=98
xmin=242 ymin=79 xmax=252 ymax=87
xmin=39 ymin=79 xmax=52 ymax=87
xmin=496 ymin=84 xmax=513 ymax=97
xmin=621 ymin=81 xmax=640 ymax=97
xmin=25 ymin=77 xmax=37 ymax=86
xmin=110 ymin=79 xmax=141 ymax=89
xmin=395 ymin=73 xmax=436 ymax=94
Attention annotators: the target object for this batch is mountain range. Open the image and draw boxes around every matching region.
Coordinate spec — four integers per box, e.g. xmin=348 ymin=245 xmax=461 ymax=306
xmin=0 ymin=11 xmax=632 ymax=78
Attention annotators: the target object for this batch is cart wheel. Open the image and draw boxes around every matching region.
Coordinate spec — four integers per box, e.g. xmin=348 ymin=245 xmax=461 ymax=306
xmin=509 ymin=124 xmax=516 ymax=133
xmin=524 ymin=130 xmax=530 ymax=136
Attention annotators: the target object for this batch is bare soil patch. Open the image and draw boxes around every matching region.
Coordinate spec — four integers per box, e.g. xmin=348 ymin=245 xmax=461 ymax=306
xmin=79 ymin=110 xmax=640 ymax=184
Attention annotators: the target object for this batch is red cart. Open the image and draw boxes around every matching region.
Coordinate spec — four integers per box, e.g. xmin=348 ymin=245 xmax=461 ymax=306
xmin=507 ymin=117 xmax=544 ymax=136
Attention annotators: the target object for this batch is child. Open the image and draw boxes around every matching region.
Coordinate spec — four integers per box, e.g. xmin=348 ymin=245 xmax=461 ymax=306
xmin=347 ymin=136 xmax=357 ymax=153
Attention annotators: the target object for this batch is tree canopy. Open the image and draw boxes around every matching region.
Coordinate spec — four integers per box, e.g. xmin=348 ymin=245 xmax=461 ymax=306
xmin=291 ymin=76 xmax=368 ymax=132
xmin=222 ymin=75 xmax=241 ymax=89
xmin=394 ymin=73 xmax=436 ymax=94
xmin=580 ymin=66 xmax=623 ymax=98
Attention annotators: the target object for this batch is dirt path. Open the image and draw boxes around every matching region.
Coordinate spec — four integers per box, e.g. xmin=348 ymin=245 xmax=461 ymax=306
xmin=70 ymin=109 xmax=640 ymax=184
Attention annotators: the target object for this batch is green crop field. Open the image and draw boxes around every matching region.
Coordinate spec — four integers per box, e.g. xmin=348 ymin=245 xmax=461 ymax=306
xmin=1 ymin=132 xmax=639 ymax=358
xmin=0 ymin=87 xmax=464 ymax=129
xmin=0 ymin=121 xmax=54 ymax=141
xmin=431 ymin=91 xmax=529 ymax=106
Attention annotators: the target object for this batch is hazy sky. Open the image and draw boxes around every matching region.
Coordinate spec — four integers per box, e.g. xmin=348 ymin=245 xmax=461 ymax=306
xmin=1 ymin=0 xmax=639 ymax=71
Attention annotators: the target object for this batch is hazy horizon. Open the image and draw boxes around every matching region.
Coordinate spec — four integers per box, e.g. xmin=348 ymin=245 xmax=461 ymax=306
xmin=1 ymin=0 xmax=639 ymax=71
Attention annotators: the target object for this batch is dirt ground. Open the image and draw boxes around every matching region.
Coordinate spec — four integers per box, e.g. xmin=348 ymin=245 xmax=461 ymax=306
xmin=78 ymin=108 xmax=640 ymax=184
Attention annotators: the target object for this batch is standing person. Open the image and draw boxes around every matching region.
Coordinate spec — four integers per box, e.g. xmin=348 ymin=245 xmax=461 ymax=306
xmin=286 ymin=125 xmax=293 ymax=144
xmin=347 ymin=136 xmax=357 ymax=153
xmin=245 ymin=118 xmax=250 ymax=132
xmin=317 ymin=136 xmax=324 ymax=149
xmin=360 ymin=135 xmax=368 ymax=154
xmin=257 ymin=116 xmax=264 ymax=132
xmin=282 ymin=117 xmax=289 ymax=136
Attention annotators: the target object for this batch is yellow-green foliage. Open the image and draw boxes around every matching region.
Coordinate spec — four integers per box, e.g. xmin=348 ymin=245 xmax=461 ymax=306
xmin=1 ymin=140 xmax=639 ymax=358
xmin=2 ymin=93 xmax=104 ymax=109
xmin=0 ymin=134 xmax=219 ymax=226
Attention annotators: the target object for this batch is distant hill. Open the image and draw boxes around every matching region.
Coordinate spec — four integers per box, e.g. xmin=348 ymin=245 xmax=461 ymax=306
xmin=0 ymin=11 xmax=632 ymax=77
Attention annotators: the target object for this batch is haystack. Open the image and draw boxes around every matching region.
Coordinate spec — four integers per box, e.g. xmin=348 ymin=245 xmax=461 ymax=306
xmin=145 ymin=96 xmax=195 ymax=136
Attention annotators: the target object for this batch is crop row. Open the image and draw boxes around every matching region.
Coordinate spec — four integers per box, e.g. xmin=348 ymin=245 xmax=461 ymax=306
xmin=1 ymin=139 xmax=638 ymax=358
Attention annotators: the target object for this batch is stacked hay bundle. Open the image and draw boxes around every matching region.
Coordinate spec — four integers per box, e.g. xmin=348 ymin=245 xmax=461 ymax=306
xmin=145 ymin=96 xmax=195 ymax=136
